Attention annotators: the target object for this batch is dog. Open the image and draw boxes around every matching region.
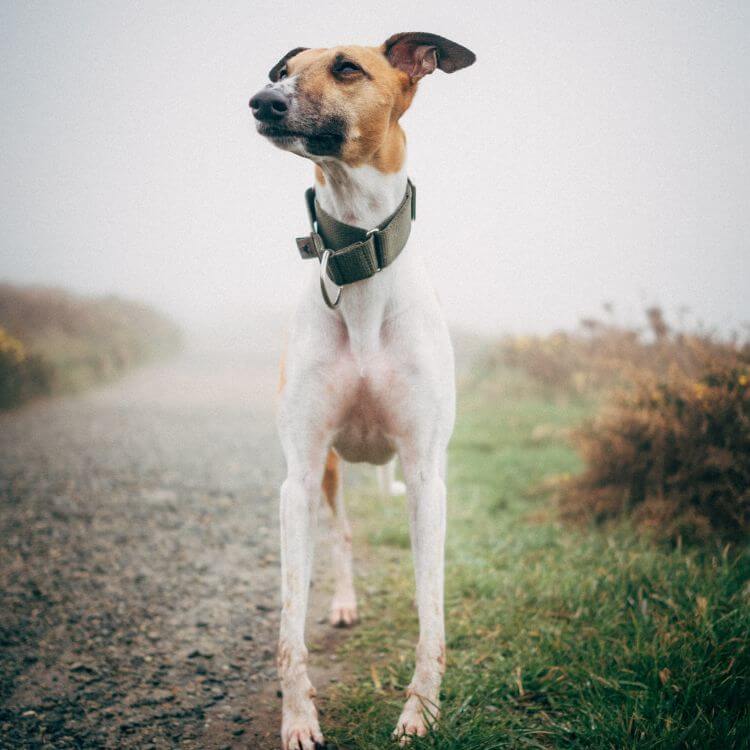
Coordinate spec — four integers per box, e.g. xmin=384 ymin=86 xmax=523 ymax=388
xmin=249 ymin=32 xmax=475 ymax=749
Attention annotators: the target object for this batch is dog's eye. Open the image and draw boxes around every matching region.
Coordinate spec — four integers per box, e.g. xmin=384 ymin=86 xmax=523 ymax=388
xmin=332 ymin=59 xmax=363 ymax=77
xmin=277 ymin=67 xmax=288 ymax=80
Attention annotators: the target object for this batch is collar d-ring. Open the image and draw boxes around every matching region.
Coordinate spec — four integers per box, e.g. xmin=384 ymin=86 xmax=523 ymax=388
xmin=319 ymin=249 xmax=342 ymax=309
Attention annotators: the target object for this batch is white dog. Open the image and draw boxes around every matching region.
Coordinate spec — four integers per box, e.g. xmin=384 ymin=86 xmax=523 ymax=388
xmin=249 ymin=32 xmax=475 ymax=749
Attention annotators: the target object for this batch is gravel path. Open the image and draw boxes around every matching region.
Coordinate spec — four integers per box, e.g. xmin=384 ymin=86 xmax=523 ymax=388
xmin=0 ymin=350 xmax=344 ymax=750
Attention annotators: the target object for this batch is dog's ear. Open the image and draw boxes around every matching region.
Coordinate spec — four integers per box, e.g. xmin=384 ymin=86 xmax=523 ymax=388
xmin=268 ymin=47 xmax=309 ymax=82
xmin=383 ymin=32 xmax=475 ymax=81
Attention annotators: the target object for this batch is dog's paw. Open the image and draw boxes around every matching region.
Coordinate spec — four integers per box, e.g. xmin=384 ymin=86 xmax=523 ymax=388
xmin=282 ymin=710 xmax=324 ymax=750
xmin=329 ymin=599 xmax=358 ymax=628
xmin=393 ymin=695 xmax=437 ymax=745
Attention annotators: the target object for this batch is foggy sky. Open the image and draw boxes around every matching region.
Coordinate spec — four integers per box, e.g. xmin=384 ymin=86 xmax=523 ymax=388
xmin=1 ymin=1 xmax=748 ymax=337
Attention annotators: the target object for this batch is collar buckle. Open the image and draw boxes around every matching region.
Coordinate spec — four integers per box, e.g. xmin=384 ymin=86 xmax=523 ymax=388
xmin=365 ymin=227 xmax=384 ymax=271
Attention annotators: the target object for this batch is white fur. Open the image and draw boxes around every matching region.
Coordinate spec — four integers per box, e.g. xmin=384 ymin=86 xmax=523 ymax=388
xmin=377 ymin=458 xmax=406 ymax=497
xmin=275 ymin=157 xmax=455 ymax=749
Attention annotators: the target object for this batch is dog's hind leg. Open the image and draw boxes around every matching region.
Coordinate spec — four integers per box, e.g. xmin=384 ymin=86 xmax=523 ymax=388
xmin=322 ymin=449 xmax=358 ymax=627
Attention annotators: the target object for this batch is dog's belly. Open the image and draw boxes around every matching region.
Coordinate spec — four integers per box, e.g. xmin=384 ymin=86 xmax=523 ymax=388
xmin=331 ymin=382 xmax=397 ymax=465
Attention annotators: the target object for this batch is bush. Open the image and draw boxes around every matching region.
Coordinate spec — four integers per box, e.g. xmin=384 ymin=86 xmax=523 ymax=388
xmin=0 ymin=327 xmax=52 ymax=409
xmin=0 ymin=283 xmax=182 ymax=408
xmin=560 ymin=362 xmax=750 ymax=543
xmin=495 ymin=306 xmax=750 ymax=543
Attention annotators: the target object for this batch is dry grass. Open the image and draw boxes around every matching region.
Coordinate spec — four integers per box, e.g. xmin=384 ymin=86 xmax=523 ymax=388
xmin=499 ymin=306 xmax=749 ymax=395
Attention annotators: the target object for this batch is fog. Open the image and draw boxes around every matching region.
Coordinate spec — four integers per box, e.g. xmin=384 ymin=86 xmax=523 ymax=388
xmin=2 ymin=1 xmax=748 ymax=340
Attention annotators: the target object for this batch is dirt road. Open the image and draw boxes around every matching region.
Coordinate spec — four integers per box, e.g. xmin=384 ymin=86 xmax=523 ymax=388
xmin=0 ymin=350 xmax=345 ymax=749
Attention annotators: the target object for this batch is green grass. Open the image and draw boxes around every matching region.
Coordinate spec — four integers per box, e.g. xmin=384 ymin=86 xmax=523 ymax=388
xmin=323 ymin=372 xmax=750 ymax=749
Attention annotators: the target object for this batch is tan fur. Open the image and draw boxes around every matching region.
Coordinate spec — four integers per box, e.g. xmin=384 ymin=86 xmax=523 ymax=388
xmin=321 ymin=448 xmax=340 ymax=511
xmin=285 ymin=46 xmax=414 ymax=172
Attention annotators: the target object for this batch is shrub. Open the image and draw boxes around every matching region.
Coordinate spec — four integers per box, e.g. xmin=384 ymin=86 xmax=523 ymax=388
xmin=560 ymin=362 xmax=750 ymax=543
xmin=0 ymin=327 xmax=52 ymax=409
xmin=0 ymin=283 xmax=182 ymax=408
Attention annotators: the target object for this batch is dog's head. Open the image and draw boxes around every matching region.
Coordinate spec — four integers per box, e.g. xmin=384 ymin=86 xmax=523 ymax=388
xmin=249 ymin=33 xmax=475 ymax=168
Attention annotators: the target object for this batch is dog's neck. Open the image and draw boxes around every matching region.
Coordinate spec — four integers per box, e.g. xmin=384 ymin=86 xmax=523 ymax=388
xmin=313 ymin=161 xmax=407 ymax=230
xmin=311 ymin=154 xmax=410 ymax=357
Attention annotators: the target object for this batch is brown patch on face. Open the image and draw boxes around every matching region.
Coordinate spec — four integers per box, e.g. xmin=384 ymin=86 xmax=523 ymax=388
xmin=284 ymin=46 xmax=415 ymax=172
xmin=314 ymin=165 xmax=326 ymax=185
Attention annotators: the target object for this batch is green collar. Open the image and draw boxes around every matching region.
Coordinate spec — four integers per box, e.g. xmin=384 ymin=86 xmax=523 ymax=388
xmin=296 ymin=179 xmax=416 ymax=288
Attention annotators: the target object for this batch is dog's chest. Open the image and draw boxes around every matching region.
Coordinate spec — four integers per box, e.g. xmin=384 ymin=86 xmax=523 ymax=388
xmin=328 ymin=352 xmax=403 ymax=465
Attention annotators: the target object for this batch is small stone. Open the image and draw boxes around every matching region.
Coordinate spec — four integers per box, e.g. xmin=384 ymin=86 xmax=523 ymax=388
xmin=70 ymin=662 xmax=96 ymax=674
xmin=187 ymin=649 xmax=214 ymax=659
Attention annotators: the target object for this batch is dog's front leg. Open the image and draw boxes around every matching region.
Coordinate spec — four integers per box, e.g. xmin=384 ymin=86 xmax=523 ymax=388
xmin=395 ymin=451 xmax=447 ymax=743
xmin=278 ymin=458 xmax=325 ymax=750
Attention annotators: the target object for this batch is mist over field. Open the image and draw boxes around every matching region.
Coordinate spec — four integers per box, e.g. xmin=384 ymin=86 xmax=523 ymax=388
xmin=2 ymin=1 xmax=748 ymax=341
xmin=2 ymin=5 xmax=750 ymax=747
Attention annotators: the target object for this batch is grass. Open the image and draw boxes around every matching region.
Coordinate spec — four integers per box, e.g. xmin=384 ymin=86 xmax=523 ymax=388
xmin=322 ymin=369 xmax=750 ymax=749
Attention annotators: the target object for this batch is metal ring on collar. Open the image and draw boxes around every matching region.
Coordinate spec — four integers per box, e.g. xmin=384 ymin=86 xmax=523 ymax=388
xmin=319 ymin=249 xmax=342 ymax=309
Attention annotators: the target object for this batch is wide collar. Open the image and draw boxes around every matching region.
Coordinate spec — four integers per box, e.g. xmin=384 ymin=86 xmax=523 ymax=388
xmin=296 ymin=179 xmax=416 ymax=287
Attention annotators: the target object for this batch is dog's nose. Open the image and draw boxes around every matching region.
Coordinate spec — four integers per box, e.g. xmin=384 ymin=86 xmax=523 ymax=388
xmin=249 ymin=88 xmax=289 ymax=121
